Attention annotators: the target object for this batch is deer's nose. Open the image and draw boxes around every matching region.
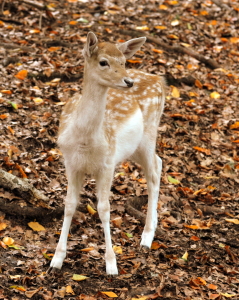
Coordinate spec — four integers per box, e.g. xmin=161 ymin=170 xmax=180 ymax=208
xmin=124 ymin=78 xmax=134 ymax=87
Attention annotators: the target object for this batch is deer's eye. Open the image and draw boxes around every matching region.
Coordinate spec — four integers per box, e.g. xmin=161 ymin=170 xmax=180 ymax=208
xmin=99 ymin=60 xmax=109 ymax=67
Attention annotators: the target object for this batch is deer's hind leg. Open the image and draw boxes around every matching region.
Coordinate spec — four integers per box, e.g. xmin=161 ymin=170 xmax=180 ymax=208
xmin=131 ymin=137 xmax=162 ymax=248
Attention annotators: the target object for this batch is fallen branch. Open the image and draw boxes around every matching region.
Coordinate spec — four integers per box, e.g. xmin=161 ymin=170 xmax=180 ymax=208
xmin=28 ymin=71 xmax=83 ymax=82
xmin=125 ymin=196 xmax=165 ymax=236
xmin=119 ymin=30 xmax=220 ymax=70
xmin=0 ymin=169 xmax=49 ymax=209
xmin=0 ymin=197 xmax=89 ymax=220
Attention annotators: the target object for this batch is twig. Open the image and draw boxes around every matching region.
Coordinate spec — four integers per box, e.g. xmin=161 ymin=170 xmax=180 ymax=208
xmin=22 ymin=0 xmax=47 ymax=10
xmin=211 ymin=0 xmax=231 ymax=10
xmin=119 ymin=29 xmax=221 ymax=70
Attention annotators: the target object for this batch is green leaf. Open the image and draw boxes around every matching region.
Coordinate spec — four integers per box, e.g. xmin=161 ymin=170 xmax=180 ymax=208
xmin=43 ymin=252 xmax=52 ymax=260
xmin=125 ymin=232 xmax=133 ymax=238
xmin=8 ymin=245 xmax=24 ymax=250
xmin=9 ymin=102 xmax=18 ymax=109
xmin=168 ymin=175 xmax=180 ymax=185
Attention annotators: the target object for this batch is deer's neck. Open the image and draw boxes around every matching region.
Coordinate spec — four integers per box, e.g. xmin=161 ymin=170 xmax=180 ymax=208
xmin=75 ymin=71 xmax=108 ymax=143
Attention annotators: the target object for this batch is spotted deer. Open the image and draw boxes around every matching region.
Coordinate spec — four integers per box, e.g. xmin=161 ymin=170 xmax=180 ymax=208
xmin=50 ymin=32 xmax=166 ymax=275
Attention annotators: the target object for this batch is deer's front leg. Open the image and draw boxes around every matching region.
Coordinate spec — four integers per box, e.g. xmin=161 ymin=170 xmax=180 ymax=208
xmin=50 ymin=171 xmax=83 ymax=270
xmin=96 ymin=168 xmax=118 ymax=275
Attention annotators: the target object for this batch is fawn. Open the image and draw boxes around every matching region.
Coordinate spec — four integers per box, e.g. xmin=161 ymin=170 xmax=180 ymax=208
xmin=50 ymin=32 xmax=166 ymax=275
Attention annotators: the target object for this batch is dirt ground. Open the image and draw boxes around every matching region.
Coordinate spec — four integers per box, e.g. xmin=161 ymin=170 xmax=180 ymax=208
xmin=0 ymin=0 xmax=239 ymax=299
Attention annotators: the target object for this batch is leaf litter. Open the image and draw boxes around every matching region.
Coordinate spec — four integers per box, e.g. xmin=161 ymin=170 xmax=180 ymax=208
xmin=0 ymin=0 xmax=239 ymax=299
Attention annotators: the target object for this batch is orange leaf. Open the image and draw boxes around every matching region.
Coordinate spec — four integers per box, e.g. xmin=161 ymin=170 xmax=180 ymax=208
xmin=154 ymin=25 xmax=167 ymax=30
xmin=101 ymin=292 xmax=118 ymax=298
xmin=193 ymin=146 xmax=211 ymax=155
xmin=190 ymin=235 xmax=200 ymax=241
xmin=0 ymin=114 xmax=9 ymax=119
xmin=1 ymin=90 xmax=12 ymax=94
xmin=159 ymin=4 xmax=168 ymax=10
xmin=197 ymin=277 xmax=207 ymax=285
xmin=184 ymin=224 xmax=199 ymax=229
xmin=168 ymin=34 xmax=179 ymax=40
xmin=29 ymin=29 xmax=40 ymax=34
xmin=195 ymin=79 xmax=203 ymax=88
xmin=152 ymin=48 xmax=163 ymax=54
xmin=208 ymin=284 xmax=218 ymax=290
xmin=3 ymin=237 xmax=14 ymax=245
xmin=230 ymin=122 xmax=239 ymax=129
xmin=15 ymin=164 xmax=27 ymax=178
xmin=15 ymin=70 xmax=28 ymax=80
xmin=230 ymin=37 xmax=239 ymax=44
xmin=200 ymin=10 xmax=209 ymax=15
xmin=48 ymin=47 xmax=61 ymax=52
xmin=69 ymin=20 xmax=78 ymax=25
xmin=80 ymin=247 xmax=95 ymax=252
xmin=127 ymin=59 xmax=142 ymax=64
xmin=209 ymin=20 xmax=217 ymax=25
xmin=0 ymin=223 xmax=7 ymax=231
xmin=209 ymin=294 xmax=220 ymax=300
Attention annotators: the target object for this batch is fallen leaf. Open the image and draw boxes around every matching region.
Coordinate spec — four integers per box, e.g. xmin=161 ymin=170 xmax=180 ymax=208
xmin=171 ymin=86 xmax=180 ymax=98
xmin=182 ymin=251 xmax=188 ymax=261
xmin=154 ymin=25 xmax=167 ymax=30
xmin=220 ymin=293 xmax=236 ymax=298
xmin=15 ymin=70 xmax=28 ymax=80
xmin=225 ymin=218 xmax=239 ymax=224
xmin=193 ymin=146 xmax=211 ymax=155
xmin=80 ymin=247 xmax=95 ymax=252
xmin=230 ymin=37 xmax=239 ymax=44
xmin=9 ymin=286 xmax=26 ymax=292
xmin=113 ymin=245 xmax=123 ymax=254
xmin=190 ymin=235 xmax=200 ymax=241
xmin=208 ymin=284 xmax=218 ymax=290
xmin=159 ymin=4 xmax=168 ymax=10
xmin=112 ymin=216 xmax=123 ymax=228
xmin=127 ymin=59 xmax=142 ymax=64
xmin=101 ymin=291 xmax=118 ymax=298
xmin=168 ymin=34 xmax=179 ymax=40
xmin=171 ymin=19 xmax=179 ymax=26
xmin=230 ymin=122 xmax=239 ymax=129
xmin=87 ymin=204 xmax=97 ymax=215
xmin=33 ymin=98 xmax=44 ymax=105
xmin=48 ymin=47 xmax=61 ymax=52
xmin=72 ymin=274 xmax=88 ymax=281
xmin=28 ymin=222 xmax=45 ymax=231
xmin=135 ymin=26 xmax=150 ymax=31
xmin=0 ymin=223 xmax=7 ymax=231
xmin=195 ymin=79 xmax=203 ymax=88
xmin=168 ymin=175 xmax=180 ymax=185
xmin=209 ymin=293 xmax=220 ymax=299
xmin=1 ymin=90 xmax=12 ymax=94
xmin=152 ymin=49 xmax=163 ymax=54
xmin=66 ymin=285 xmax=75 ymax=295
xmin=210 ymin=91 xmax=220 ymax=99
xmin=3 ymin=237 xmax=14 ymax=245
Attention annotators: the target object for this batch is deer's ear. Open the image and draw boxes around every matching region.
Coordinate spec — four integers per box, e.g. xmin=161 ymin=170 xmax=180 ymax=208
xmin=117 ymin=37 xmax=146 ymax=59
xmin=83 ymin=32 xmax=98 ymax=58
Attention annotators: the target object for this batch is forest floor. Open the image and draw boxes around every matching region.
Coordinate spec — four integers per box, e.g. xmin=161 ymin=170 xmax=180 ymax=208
xmin=0 ymin=0 xmax=239 ymax=299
